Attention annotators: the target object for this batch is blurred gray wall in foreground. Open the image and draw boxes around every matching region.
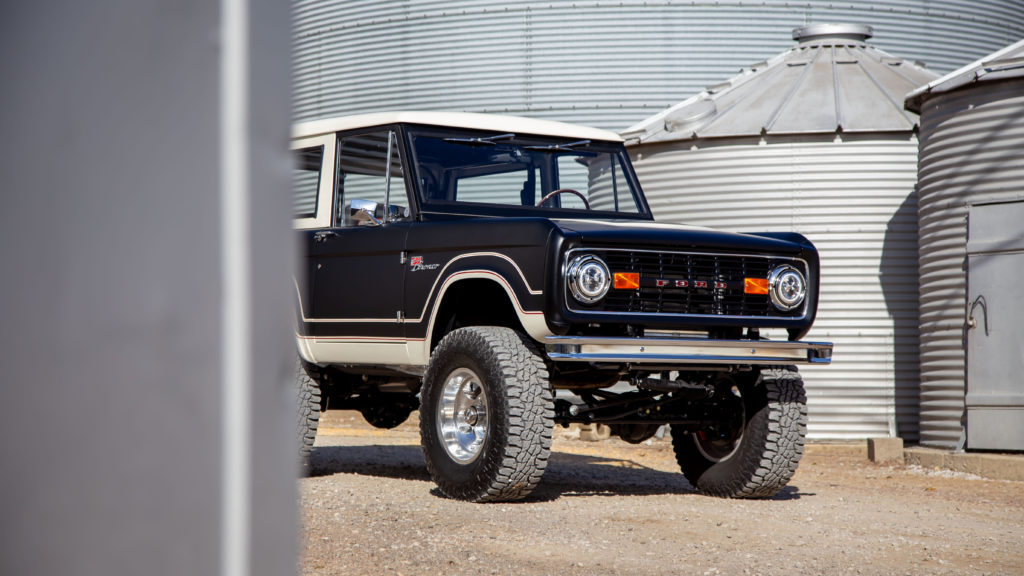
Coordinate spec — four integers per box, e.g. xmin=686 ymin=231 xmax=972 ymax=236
xmin=0 ymin=2 xmax=294 ymax=575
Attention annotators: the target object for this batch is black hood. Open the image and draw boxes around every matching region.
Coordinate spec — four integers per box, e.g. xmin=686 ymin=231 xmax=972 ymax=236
xmin=552 ymin=219 xmax=812 ymax=256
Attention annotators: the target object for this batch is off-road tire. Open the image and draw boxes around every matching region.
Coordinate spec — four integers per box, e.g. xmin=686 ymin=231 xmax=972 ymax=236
xmin=420 ymin=326 xmax=554 ymax=502
xmin=295 ymin=357 xmax=322 ymax=463
xmin=671 ymin=367 xmax=807 ymax=498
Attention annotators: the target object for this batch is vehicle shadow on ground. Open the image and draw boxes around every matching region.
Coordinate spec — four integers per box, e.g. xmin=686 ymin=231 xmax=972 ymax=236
xmin=307 ymin=445 xmax=809 ymax=501
xmin=308 ymin=445 xmax=432 ymax=482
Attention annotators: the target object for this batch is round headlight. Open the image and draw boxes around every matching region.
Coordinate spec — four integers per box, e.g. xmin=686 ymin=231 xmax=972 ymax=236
xmin=768 ymin=265 xmax=807 ymax=311
xmin=566 ymin=255 xmax=611 ymax=304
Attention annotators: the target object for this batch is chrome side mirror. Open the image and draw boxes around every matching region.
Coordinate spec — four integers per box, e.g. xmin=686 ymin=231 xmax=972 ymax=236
xmin=349 ymin=198 xmax=382 ymax=226
xmin=385 ymin=204 xmax=409 ymax=221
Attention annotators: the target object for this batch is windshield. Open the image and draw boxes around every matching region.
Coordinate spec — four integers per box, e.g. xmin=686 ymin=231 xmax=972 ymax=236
xmin=406 ymin=126 xmax=649 ymax=218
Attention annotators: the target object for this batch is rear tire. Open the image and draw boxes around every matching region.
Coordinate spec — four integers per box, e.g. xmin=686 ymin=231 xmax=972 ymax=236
xmin=420 ymin=327 xmax=553 ymax=502
xmin=671 ymin=367 xmax=807 ymax=498
xmin=295 ymin=357 xmax=322 ymax=463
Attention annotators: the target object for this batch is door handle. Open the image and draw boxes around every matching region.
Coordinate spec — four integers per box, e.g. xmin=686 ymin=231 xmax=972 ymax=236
xmin=313 ymin=230 xmax=338 ymax=243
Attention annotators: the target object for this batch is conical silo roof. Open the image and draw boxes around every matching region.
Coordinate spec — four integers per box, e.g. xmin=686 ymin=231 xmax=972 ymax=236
xmin=624 ymin=24 xmax=938 ymax=144
xmin=905 ymin=37 xmax=1024 ymax=112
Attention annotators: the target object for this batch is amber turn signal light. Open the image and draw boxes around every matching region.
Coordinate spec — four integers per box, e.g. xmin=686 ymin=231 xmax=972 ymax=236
xmin=613 ymin=272 xmax=639 ymax=290
xmin=744 ymin=277 xmax=770 ymax=295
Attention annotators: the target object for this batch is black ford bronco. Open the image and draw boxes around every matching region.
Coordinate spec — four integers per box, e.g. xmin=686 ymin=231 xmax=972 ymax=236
xmin=291 ymin=112 xmax=831 ymax=502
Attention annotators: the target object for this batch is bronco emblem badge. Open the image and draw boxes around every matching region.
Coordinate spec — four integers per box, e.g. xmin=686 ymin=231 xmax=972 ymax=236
xmin=409 ymin=256 xmax=439 ymax=271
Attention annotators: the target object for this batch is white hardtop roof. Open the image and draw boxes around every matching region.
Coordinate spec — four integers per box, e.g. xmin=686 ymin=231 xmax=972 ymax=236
xmin=292 ymin=111 xmax=623 ymax=143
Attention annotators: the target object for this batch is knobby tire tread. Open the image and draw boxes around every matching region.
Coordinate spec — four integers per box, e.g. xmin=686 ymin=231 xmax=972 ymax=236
xmin=296 ymin=358 xmax=323 ymax=463
xmin=421 ymin=326 xmax=554 ymax=503
xmin=672 ymin=367 xmax=807 ymax=499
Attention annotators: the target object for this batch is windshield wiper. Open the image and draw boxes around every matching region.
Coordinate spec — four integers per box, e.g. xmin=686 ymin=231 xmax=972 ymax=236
xmin=523 ymin=139 xmax=592 ymax=153
xmin=443 ymin=133 xmax=516 ymax=147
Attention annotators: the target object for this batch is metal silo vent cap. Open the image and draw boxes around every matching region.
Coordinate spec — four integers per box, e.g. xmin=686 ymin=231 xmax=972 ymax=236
xmin=793 ymin=23 xmax=873 ymax=45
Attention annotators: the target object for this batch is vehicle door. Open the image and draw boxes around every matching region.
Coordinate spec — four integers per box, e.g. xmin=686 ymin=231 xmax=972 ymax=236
xmin=303 ymin=129 xmax=414 ymax=364
xmin=291 ymin=133 xmax=336 ymax=333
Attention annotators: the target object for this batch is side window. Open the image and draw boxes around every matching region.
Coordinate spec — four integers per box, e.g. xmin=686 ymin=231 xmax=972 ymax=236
xmin=292 ymin=146 xmax=323 ymax=218
xmin=337 ymin=131 xmax=409 ymax=227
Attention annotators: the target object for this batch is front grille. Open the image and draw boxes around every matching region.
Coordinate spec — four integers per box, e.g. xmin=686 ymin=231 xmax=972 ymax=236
xmin=579 ymin=249 xmax=804 ymax=318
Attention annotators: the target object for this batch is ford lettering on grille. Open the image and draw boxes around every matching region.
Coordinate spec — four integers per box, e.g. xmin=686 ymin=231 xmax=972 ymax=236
xmin=567 ymin=248 xmax=807 ymax=318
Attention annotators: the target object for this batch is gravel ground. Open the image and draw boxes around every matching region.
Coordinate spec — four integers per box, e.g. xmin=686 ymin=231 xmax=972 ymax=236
xmin=301 ymin=410 xmax=1024 ymax=576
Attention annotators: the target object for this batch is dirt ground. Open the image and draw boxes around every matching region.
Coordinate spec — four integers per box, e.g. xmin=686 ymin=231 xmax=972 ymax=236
xmin=300 ymin=410 xmax=1024 ymax=576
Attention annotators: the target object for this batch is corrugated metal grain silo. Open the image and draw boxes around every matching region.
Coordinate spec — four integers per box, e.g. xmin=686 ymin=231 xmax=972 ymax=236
xmin=622 ymin=25 xmax=938 ymax=441
xmin=291 ymin=0 xmax=1024 ymax=130
xmin=905 ymin=39 xmax=1024 ymax=451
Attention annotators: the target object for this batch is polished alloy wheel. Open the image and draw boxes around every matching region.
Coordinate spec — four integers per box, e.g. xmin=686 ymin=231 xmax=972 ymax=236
xmin=693 ymin=385 xmax=745 ymax=463
xmin=437 ymin=368 xmax=489 ymax=463
xmin=694 ymin=428 xmax=742 ymax=463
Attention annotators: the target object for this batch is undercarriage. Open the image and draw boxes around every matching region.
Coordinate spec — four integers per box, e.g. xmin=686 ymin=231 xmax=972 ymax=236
xmin=555 ymin=369 xmax=748 ymax=444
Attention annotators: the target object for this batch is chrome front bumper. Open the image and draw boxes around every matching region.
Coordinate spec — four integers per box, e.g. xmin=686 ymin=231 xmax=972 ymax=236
xmin=544 ymin=335 xmax=833 ymax=365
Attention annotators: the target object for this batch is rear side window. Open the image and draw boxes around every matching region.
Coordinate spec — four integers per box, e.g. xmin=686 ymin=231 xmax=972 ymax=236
xmin=292 ymin=146 xmax=324 ymax=218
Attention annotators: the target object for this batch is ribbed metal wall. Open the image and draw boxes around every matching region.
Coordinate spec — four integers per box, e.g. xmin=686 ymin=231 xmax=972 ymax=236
xmin=915 ymin=80 xmax=1024 ymax=449
xmin=291 ymin=0 xmax=1024 ymax=130
xmin=630 ymin=135 xmax=922 ymax=440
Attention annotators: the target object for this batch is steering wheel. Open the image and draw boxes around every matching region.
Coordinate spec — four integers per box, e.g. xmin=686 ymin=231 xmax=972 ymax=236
xmin=536 ymin=188 xmax=590 ymax=210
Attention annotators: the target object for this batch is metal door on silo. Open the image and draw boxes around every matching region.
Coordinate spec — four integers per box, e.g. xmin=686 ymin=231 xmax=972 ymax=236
xmin=966 ymin=200 xmax=1024 ymax=451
